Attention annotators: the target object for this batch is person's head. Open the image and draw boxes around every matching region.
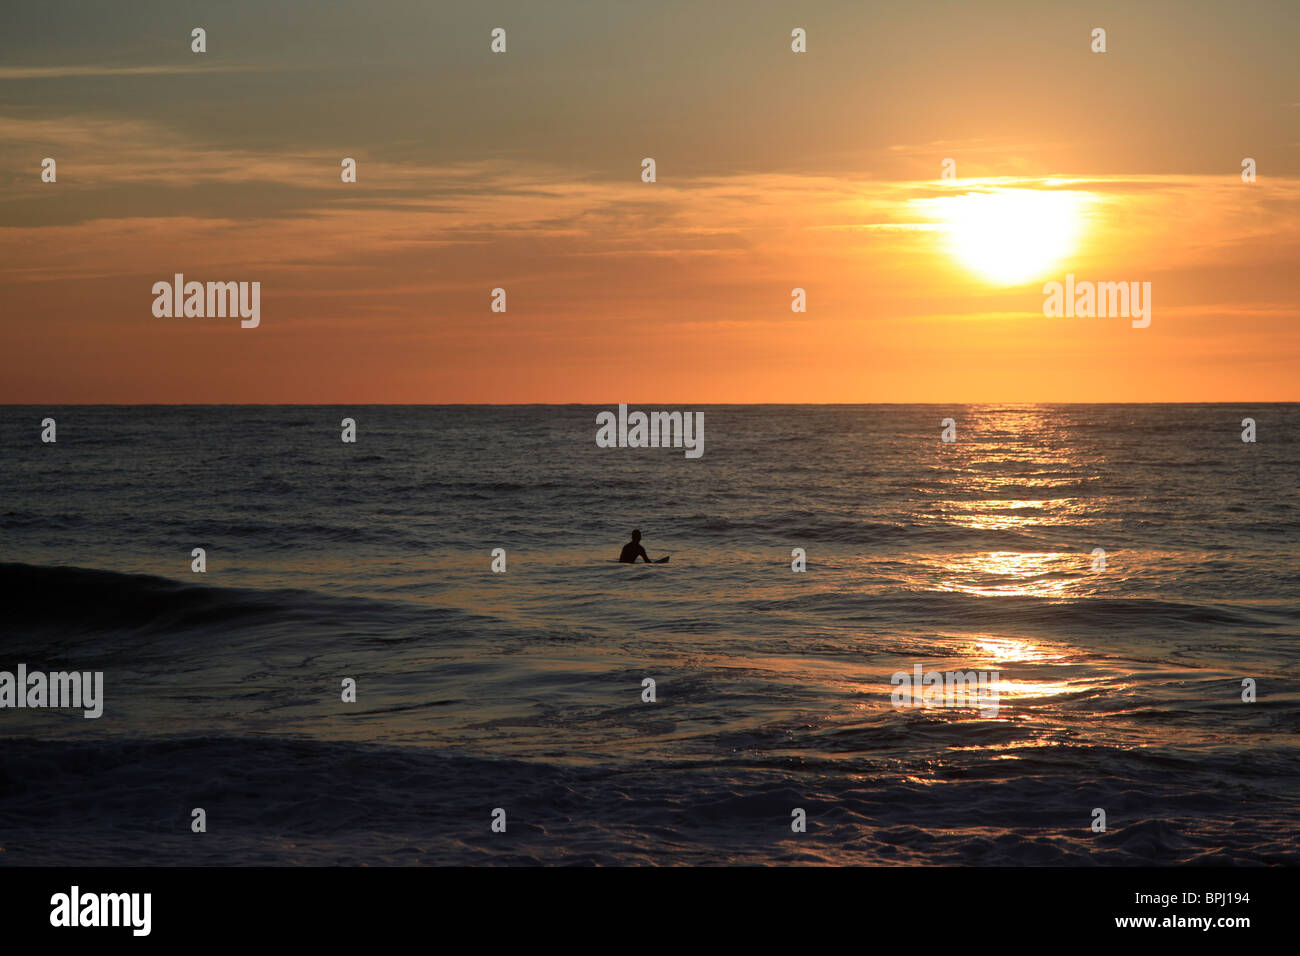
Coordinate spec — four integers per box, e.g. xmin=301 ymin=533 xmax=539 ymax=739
xmin=630 ymin=529 xmax=641 ymax=542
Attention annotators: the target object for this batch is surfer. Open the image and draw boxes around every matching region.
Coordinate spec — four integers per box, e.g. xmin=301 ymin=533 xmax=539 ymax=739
xmin=619 ymin=529 xmax=669 ymax=564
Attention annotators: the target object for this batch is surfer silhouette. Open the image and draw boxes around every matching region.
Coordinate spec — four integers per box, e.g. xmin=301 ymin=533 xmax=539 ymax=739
xmin=619 ymin=529 xmax=669 ymax=564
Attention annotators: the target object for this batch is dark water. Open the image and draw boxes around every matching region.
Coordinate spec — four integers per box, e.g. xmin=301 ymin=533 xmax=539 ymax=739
xmin=1 ymin=404 xmax=1297 ymax=865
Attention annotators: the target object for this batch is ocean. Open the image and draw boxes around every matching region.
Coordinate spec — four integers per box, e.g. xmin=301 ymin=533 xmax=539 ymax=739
xmin=1 ymin=404 xmax=1297 ymax=865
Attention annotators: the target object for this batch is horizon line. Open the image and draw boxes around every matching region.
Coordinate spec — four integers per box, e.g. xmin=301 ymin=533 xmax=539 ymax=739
xmin=3 ymin=401 xmax=1295 ymax=408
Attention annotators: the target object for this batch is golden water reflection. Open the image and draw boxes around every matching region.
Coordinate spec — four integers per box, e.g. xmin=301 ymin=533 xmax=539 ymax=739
xmin=935 ymin=497 xmax=1091 ymax=532
xmin=973 ymin=636 xmax=1060 ymax=663
xmin=929 ymin=550 xmax=1095 ymax=599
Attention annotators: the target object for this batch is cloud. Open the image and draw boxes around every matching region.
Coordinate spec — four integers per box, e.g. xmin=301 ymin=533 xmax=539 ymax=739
xmin=2 ymin=112 xmax=1297 ymax=346
xmin=0 ymin=65 xmax=296 ymax=79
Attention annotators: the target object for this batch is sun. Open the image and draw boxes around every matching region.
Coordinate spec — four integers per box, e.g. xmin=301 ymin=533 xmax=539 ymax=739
xmin=939 ymin=188 xmax=1087 ymax=285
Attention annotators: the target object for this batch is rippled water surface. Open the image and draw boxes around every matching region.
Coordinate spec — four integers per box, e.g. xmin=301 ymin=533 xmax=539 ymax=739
xmin=1 ymin=405 xmax=1296 ymax=864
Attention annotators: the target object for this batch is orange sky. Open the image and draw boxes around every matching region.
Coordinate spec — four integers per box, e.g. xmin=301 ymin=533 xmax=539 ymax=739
xmin=2 ymin=0 xmax=1297 ymax=402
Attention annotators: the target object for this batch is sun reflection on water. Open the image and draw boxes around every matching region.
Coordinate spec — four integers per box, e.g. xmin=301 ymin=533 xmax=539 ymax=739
xmin=925 ymin=550 xmax=1097 ymax=599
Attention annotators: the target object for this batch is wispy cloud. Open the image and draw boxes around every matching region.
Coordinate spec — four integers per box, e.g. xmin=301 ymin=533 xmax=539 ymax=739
xmin=0 ymin=64 xmax=298 ymax=79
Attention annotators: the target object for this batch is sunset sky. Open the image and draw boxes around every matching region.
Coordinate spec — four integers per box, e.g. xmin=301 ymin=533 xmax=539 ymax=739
xmin=2 ymin=0 xmax=1297 ymax=403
